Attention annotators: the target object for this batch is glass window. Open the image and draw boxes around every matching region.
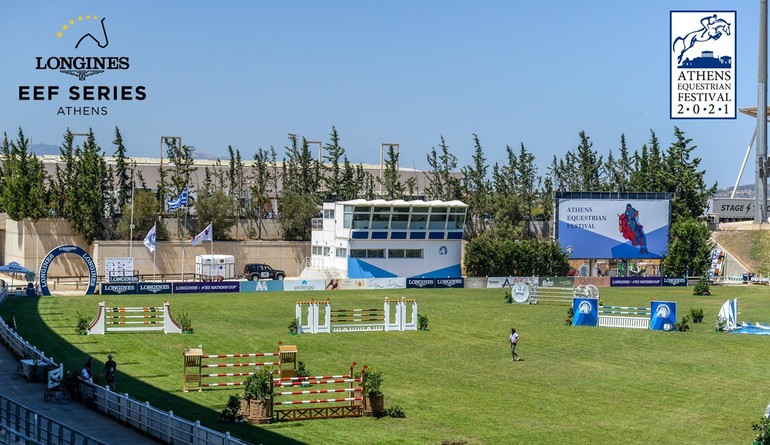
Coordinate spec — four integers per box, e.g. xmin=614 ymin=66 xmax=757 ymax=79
xmin=405 ymin=249 xmax=423 ymax=259
xmin=428 ymin=213 xmax=447 ymax=230
xmin=371 ymin=213 xmax=390 ymax=229
xmin=392 ymin=206 xmax=410 ymax=213
xmin=391 ymin=213 xmax=409 ymax=229
xmin=323 ymin=247 xmax=331 ymax=256
xmin=343 ymin=206 xmax=353 ymax=228
xmin=350 ymin=249 xmax=366 ymax=258
xmin=366 ymin=249 xmax=385 ymax=258
xmin=409 ymin=213 xmax=428 ymax=230
xmin=324 ymin=209 xmax=335 ymax=219
xmin=336 ymin=248 xmax=347 ymax=258
xmin=447 ymin=213 xmax=466 ymax=230
xmin=373 ymin=206 xmax=391 ymax=213
xmin=352 ymin=211 xmax=371 ymax=229
xmin=388 ymin=249 xmax=405 ymax=258
xmin=431 ymin=207 xmax=448 ymax=215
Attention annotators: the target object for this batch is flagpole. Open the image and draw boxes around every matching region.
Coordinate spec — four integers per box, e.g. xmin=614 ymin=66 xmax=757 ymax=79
xmin=153 ymin=235 xmax=157 ymax=281
xmin=128 ymin=181 xmax=135 ymax=259
xmin=181 ymin=186 xmax=189 ymax=282
xmin=209 ymin=221 xmax=214 ymax=277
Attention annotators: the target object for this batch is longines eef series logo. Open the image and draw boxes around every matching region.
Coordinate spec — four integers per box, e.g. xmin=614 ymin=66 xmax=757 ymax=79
xmin=18 ymin=14 xmax=146 ymax=116
xmin=670 ymin=11 xmax=736 ymax=119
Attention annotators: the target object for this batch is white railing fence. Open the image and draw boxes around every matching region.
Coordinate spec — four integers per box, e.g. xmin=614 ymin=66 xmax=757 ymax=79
xmin=0 ymin=394 xmax=105 ymax=445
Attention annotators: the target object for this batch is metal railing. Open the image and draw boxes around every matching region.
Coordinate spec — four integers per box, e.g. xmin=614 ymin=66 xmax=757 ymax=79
xmin=0 ymin=285 xmax=251 ymax=445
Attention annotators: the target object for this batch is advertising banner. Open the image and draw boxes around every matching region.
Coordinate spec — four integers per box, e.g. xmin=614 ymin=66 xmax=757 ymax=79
xmin=464 ymin=277 xmax=489 ymax=289
xmin=710 ymin=198 xmax=765 ymax=220
xmin=557 ymin=199 xmax=670 ymax=259
xmin=610 ymin=277 xmax=663 ymax=287
xmin=435 ymin=278 xmax=464 ymax=288
xmin=136 ymin=282 xmax=172 ymax=294
xmin=108 ymin=275 xmax=139 ymax=283
xmin=283 ymin=279 xmax=325 ymax=291
xmin=651 ymin=301 xmax=677 ymax=331
xmin=100 ymin=283 xmax=137 ymax=295
xmin=538 ymin=276 xmax=574 ymax=288
xmin=172 ymin=282 xmax=240 ymax=294
xmin=324 ymin=279 xmax=367 ymax=291
xmin=572 ymin=298 xmax=599 ymax=327
xmin=486 ymin=277 xmax=538 ymax=288
xmin=365 ymin=278 xmax=407 ymax=289
xmin=406 ymin=278 xmax=435 ymax=289
xmin=662 ymin=277 xmax=688 ymax=287
xmin=240 ymin=280 xmax=284 ymax=292
xmin=573 ymin=276 xmax=610 ymax=288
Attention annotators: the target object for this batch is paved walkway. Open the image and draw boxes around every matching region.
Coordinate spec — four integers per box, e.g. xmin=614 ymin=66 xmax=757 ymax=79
xmin=0 ymin=343 xmax=159 ymax=444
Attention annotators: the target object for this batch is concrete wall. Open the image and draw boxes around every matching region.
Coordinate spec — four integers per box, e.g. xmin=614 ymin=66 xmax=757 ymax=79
xmin=3 ymin=216 xmax=309 ymax=279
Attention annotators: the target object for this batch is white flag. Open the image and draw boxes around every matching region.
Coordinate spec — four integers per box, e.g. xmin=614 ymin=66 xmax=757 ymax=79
xmin=192 ymin=223 xmax=212 ymax=246
xmin=143 ymin=224 xmax=157 ymax=253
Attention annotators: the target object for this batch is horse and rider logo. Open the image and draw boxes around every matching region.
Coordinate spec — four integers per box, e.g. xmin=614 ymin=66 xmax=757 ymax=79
xmin=672 ymin=13 xmax=732 ymax=68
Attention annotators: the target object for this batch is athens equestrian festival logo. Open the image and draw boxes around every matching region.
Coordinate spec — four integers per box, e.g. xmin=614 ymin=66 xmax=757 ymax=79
xmin=18 ymin=13 xmax=147 ymax=116
xmin=670 ymin=11 xmax=736 ymax=119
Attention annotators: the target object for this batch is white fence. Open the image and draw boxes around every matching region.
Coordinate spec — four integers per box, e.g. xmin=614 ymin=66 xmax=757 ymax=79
xmin=0 ymin=285 xmax=250 ymax=445
xmin=0 ymin=394 xmax=106 ymax=445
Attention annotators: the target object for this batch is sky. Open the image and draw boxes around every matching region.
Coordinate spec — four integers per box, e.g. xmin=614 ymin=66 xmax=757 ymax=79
xmin=0 ymin=1 xmax=762 ymax=189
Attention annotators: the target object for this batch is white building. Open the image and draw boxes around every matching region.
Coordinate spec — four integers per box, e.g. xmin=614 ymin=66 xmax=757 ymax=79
xmin=310 ymin=199 xmax=467 ymax=279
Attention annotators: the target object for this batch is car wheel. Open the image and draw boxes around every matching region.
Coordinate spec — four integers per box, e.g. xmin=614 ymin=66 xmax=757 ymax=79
xmin=251 ymin=275 xmax=259 ymax=281
xmin=276 ymin=275 xmax=284 ymax=280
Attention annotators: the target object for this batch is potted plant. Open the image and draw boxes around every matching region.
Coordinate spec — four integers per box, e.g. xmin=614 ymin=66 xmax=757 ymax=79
xmin=242 ymin=367 xmax=273 ymax=424
xmin=362 ymin=366 xmax=385 ymax=417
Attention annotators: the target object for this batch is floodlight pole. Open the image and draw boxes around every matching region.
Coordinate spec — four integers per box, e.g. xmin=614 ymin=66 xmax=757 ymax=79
xmin=757 ymin=0 xmax=769 ymax=223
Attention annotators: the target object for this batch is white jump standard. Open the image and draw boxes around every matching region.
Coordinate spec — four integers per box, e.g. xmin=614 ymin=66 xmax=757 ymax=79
xmin=295 ymin=298 xmax=418 ymax=333
xmin=87 ymin=301 xmax=182 ymax=335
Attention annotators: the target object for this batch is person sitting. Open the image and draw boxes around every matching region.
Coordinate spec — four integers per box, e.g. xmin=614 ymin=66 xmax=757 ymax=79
xmin=80 ymin=357 xmax=94 ymax=384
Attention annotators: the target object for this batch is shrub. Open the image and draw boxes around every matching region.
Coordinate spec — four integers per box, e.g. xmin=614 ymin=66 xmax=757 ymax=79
xmin=219 ymin=394 xmax=243 ymax=423
xmin=689 ymin=308 xmax=704 ymax=323
xmin=387 ymin=405 xmax=406 ymax=418
xmin=716 ymin=318 xmax=727 ymax=332
xmin=504 ymin=291 xmax=513 ymax=304
xmin=565 ymin=307 xmax=574 ymax=326
xmin=75 ymin=311 xmax=90 ymax=335
xmin=296 ymin=361 xmax=310 ymax=378
xmin=176 ymin=312 xmax=194 ymax=333
xmin=418 ymin=314 xmax=429 ymax=331
xmin=693 ymin=277 xmax=711 ymax=296
xmin=674 ymin=315 xmax=691 ymax=332
xmin=364 ymin=367 xmax=383 ymax=396
xmin=753 ymin=415 xmax=770 ymax=445
xmin=288 ymin=317 xmax=298 ymax=335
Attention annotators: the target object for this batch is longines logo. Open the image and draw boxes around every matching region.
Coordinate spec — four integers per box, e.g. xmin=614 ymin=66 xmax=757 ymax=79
xmin=19 ymin=13 xmax=147 ymax=116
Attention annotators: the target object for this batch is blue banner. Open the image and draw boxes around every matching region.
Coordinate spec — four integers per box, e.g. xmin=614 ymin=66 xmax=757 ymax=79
xmin=406 ymin=278 xmax=435 ymax=289
xmin=101 ymin=283 xmax=138 ymax=295
xmin=240 ymin=280 xmax=284 ymax=292
xmin=435 ymin=278 xmax=464 ymax=288
xmin=610 ymin=277 xmax=662 ymax=287
xmin=172 ymin=281 xmax=240 ymax=294
xmin=662 ymin=277 xmax=687 ymax=286
xmin=137 ymin=282 xmax=172 ymax=295
xmin=572 ymin=298 xmax=599 ymax=327
xmin=651 ymin=301 xmax=677 ymax=331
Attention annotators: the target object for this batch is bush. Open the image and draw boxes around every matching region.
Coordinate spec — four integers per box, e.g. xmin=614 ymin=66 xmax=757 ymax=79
xmin=689 ymin=308 xmax=704 ymax=323
xmin=296 ymin=361 xmax=310 ymax=378
xmin=219 ymin=394 xmax=243 ymax=423
xmin=75 ymin=311 xmax=90 ymax=335
xmin=504 ymin=292 xmax=513 ymax=304
xmin=364 ymin=367 xmax=382 ymax=396
xmin=243 ymin=367 xmax=273 ymax=401
xmin=387 ymin=405 xmax=406 ymax=418
xmin=674 ymin=315 xmax=691 ymax=332
xmin=693 ymin=277 xmax=711 ymax=296
xmin=418 ymin=314 xmax=429 ymax=331
xmin=176 ymin=312 xmax=194 ymax=333
xmin=565 ymin=307 xmax=574 ymax=326
xmin=288 ymin=317 xmax=298 ymax=335
xmin=753 ymin=415 xmax=770 ymax=445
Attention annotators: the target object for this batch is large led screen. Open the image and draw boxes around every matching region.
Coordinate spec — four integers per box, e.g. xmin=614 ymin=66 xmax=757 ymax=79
xmin=557 ymin=199 xmax=670 ymax=259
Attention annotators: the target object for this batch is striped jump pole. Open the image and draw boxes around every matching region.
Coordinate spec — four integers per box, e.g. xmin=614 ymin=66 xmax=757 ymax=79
xmin=87 ymin=301 xmax=182 ymax=335
xmin=183 ymin=344 xmax=292 ymax=392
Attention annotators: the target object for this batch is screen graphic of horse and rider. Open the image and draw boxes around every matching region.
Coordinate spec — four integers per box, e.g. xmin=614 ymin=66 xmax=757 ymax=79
xmin=557 ymin=199 xmax=669 ymax=259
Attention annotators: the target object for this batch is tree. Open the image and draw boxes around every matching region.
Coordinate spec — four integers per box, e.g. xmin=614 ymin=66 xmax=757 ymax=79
xmin=663 ymin=127 xmax=717 ymax=223
xmin=248 ymin=146 xmax=274 ymax=239
xmin=322 ymin=126 xmax=345 ymax=201
xmin=70 ymin=129 xmax=107 ymax=243
xmin=461 ymin=134 xmax=491 ymax=240
xmin=378 ymin=144 xmax=404 ymax=200
xmin=113 ymin=127 xmax=131 ymax=212
xmin=424 ymin=136 xmax=461 ymax=200
xmin=114 ymin=190 xmax=169 ymax=241
xmin=0 ymin=129 xmax=49 ymax=222
xmin=574 ymin=131 xmax=603 ymax=191
xmin=194 ymin=189 xmax=236 ymax=240
xmin=663 ymin=218 xmax=712 ymax=277
xmin=278 ymin=190 xmax=318 ymax=241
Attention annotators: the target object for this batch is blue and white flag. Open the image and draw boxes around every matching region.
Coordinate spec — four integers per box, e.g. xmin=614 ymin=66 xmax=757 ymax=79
xmin=167 ymin=188 xmax=188 ymax=211
xmin=143 ymin=224 xmax=157 ymax=253
xmin=192 ymin=223 xmax=212 ymax=246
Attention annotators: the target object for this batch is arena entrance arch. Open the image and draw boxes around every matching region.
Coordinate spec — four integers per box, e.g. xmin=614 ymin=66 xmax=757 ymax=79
xmin=38 ymin=245 xmax=97 ymax=296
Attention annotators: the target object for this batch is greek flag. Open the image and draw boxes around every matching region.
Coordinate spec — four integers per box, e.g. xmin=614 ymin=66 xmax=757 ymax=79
xmin=143 ymin=224 xmax=157 ymax=253
xmin=167 ymin=188 xmax=188 ymax=211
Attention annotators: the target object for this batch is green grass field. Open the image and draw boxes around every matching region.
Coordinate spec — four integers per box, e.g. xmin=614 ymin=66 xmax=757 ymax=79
xmin=3 ymin=286 xmax=770 ymax=445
